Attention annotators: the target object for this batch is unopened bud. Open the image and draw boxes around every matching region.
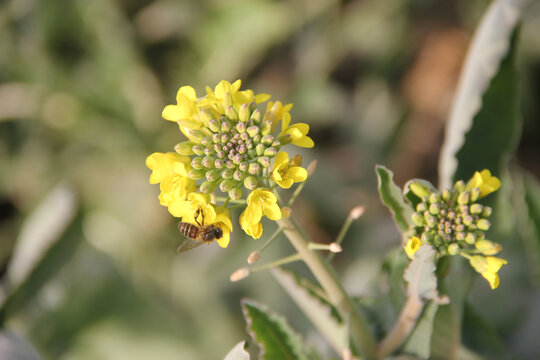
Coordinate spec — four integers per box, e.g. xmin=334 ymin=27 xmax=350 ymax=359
xmin=220 ymin=118 xmax=232 ymax=133
xmin=233 ymin=170 xmax=246 ymax=181
xmin=475 ymin=239 xmax=501 ymax=255
xmin=465 ymin=233 xmax=476 ymax=244
xmin=225 ymin=105 xmax=238 ymax=121
xmin=454 ymin=180 xmax=466 ymax=193
xmin=200 ymin=180 xmax=218 ymax=193
xmin=238 ymin=103 xmax=250 ymax=122
xmin=214 ymin=159 xmax=225 ymax=169
xmin=229 ymin=187 xmax=242 ymax=200
xmin=329 ymin=242 xmax=342 ymax=253
xmin=410 ymin=182 xmax=430 ymax=198
xmin=244 ymin=176 xmax=258 ymax=190
xmin=349 ymin=206 xmax=365 ymax=219
xmin=250 ymin=108 xmax=261 ymax=123
xmin=429 ymin=203 xmax=440 ymax=215
xmin=220 ymin=179 xmax=235 ymax=192
xmin=201 ymin=136 xmax=212 ymax=146
xmin=230 ymin=267 xmax=250 ymax=282
xmin=191 ymin=156 xmax=204 ymax=170
xmin=188 ymin=129 xmax=205 ymax=142
xmin=247 ymin=126 xmax=260 ymax=137
xmin=457 ymin=191 xmax=470 ymax=205
xmin=470 ymin=187 xmax=480 ymax=202
xmin=205 ymin=169 xmax=220 ymax=182
xmin=188 ymin=169 xmax=206 ymax=180
xmin=255 ymin=143 xmax=265 ymax=156
xmin=257 ymin=156 xmax=271 ymax=168
xmin=448 ymin=243 xmax=460 ymax=255
xmin=281 ymin=207 xmax=292 ymax=218
xmin=411 ymin=213 xmax=425 ymax=226
xmin=202 ymin=156 xmax=214 ymax=168
xmin=248 ymin=162 xmax=261 ymax=175
xmin=261 ymin=135 xmax=275 ymax=145
xmin=247 ymin=251 xmax=261 ymax=264
xmin=441 ymin=188 xmax=452 ymax=201
xmin=264 ymin=147 xmax=277 ymax=157
xmin=261 ymin=120 xmax=272 ymax=135
xmin=482 ymin=206 xmax=492 ymax=218
xmin=208 ymin=119 xmax=221 ymax=132
xmin=477 ymin=219 xmax=491 ymax=231
xmin=175 ymin=141 xmax=195 ymax=155
xmin=429 ymin=192 xmax=441 ymax=204
xmin=192 ymin=144 xmax=205 ymax=156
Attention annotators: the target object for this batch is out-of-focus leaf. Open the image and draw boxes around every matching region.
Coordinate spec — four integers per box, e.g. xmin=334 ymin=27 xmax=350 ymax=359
xmin=242 ymin=298 xmax=308 ymax=360
xmin=271 ymin=268 xmax=346 ymax=355
xmin=521 ymin=172 xmax=540 ymax=284
xmin=0 ymin=331 xmax=42 ymax=360
xmin=439 ymin=0 xmax=524 ymax=187
xmin=376 ymin=165 xmax=414 ymax=233
xmin=461 ymin=302 xmax=506 ymax=357
xmin=381 ymin=248 xmax=408 ymax=312
xmin=224 ymin=341 xmax=250 ymax=360
xmin=401 ymin=301 xmax=439 ymax=359
xmin=7 ymin=183 xmax=77 ymax=287
xmin=404 ymin=246 xmax=446 ymax=303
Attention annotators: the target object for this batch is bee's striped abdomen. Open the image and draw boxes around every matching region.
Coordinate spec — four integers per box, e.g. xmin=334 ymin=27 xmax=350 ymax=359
xmin=179 ymin=222 xmax=200 ymax=240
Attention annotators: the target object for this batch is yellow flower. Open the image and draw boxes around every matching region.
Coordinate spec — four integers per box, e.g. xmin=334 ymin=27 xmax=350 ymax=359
xmin=200 ymin=80 xmax=270 ymax=115
xmin=263 ymin=101 xmax=293 ymax=132
xmin=405 ymin=236 xmax=422 ymax=259
xmin=469 ymin=255 xmax=507 ymax=289
xmin=475 ymin=239 xmax=502 ymax=256
xmin=161 ymin=86 xmax=206 ymax=142
xmin=281 ymin=113 xmax=314 ymax=148
xmin=466 ymin=170 xmax=501 ymax=198
xmin=146 ymin=152 xmax=196 ymax=209
xmin=170 ymin=192 xmax=233 ymax=248
xmin=240 ymin=189 xmax=282 ymax=239
xmin=271 ymin=152 xmax=308 ymax=189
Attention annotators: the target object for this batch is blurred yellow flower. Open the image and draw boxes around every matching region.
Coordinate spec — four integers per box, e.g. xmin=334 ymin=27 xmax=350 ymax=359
xmin=466 ymin=169 xmax=501 ymax=198
xmin=475 ymin=239 xmax=502 ymax=256
xmin=281 ymin=113 xmax=314 ymax=148
xmin=469 ymin=255 xmax=507 ymax=289
xmin=240 ymin=189 xmax=282 ymax=239
xmin=264 ymin=101 xmax=293 ymax=132
xmin=271 ymin=152 xmax=308 ymax=189
xmin=405 ymin=236 xmax=422 ymax=259
xmin=201 ymin=79 xmax=270 ymax=115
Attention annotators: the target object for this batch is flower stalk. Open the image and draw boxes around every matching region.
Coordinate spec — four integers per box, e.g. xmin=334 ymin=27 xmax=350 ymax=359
xmin=277 ymin=216 xmax=377 ymax=359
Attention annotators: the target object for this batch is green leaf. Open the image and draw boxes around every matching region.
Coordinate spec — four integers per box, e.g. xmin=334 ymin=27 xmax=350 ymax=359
xmin=439 ymin=5 xmax=522 ymax=187
xmin=270 ymin=268 xmax=347 ymax=355
xmin=224 ymin=341 xmax=250 ymax=360
xmin=461 ymin=302 xmax=506 ymax=357
xmin=521 ymin=172 xmax=540 ymax=283
xmin=376 ymin=165 xmax=414 ymax=233
xmin=242 ymin=298 xmax=308 ymax=360
xmin=404 ymin=246 xmax=447 ymax=303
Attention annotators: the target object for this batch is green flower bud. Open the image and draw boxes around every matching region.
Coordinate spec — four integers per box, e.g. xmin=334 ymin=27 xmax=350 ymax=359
xmin=410 ymin=182 xmax=431 ymax=198
xmin=416 ymin=202 xmax=428 ymax=212
xmin=214 ymin=159 xmax=225 ymax=169
xmin=220 ymin=118 xmax=232 ymax=132
xmin=200 ymin=180 xmax=218 ymax=193
xmin=175 ymin=141 xmax=195 ymax=155
xmin=261 ymin=135 xmax=275 ymax=146
xmin=433 ymin=235 xmax=443 ymax=246
xmin=239 ymin=162 xmax=248 ymax=172
xmin=247 ymin=126 xmax=260 ymax=138
xmin=188 ymin=169 xmax=206 ymax=180
xmin=247 ymin=149 xmax=257 ymax=159
xmin=238 ymin=103 xmax=250 ymax=122
xmin=244 ymin=176 xmax=258 ymax=190
xmin=463 ymin=215 xmax=474 ymax=226
xmin=201 ymin=136 xmax=213 ymax=146
xmin=470 ymin=187 xmax=480 ymax=202
xmin=482 ymin=206 xmax=492 ymax=218
xmin=250 ymin=108 xmax=262 ymax=124
xmin=206 ymin=169 xmax=221 ymax=182
xmin=255 ymin=143 xmax=265 ymax=156
xmin=233 ymin=170 xmax=246 ymax=181
xmin=465 ymin=233 xmax=476 ymax=245
xmin=477 ymin=219 xmax=491 ymax=231
xmin=248 ymin=162 xmax=261 ymax=175
xmin=441 ymin=188 xmax=452 ymax=202
xmin=457 ymin=191 xmax=470 ymax=205
xmin=226 ymin=160 xmax=236 ymax=169
xmin=257 ymin=156 xmax=271 ymax=168
xmin=455 ymin=232 xmax=465 ymax=241
xmin=208 ymin=119 xmax=221 ymax=132
xmin=264 ymin=147 xmax=277 ymax=157
xmin=192 ymin=144 xmax=205 ymax=156
xmin=229 ymin=187 xmax=242 ymax=200
xmin=454 ymin=180 xmax=465 ymax=193
xmin=219 ymin=179 xmax=235 ymax=192
xmin=204 ymin=147 xmax=215 ymax=156
xmin=252 ymin=134 xmax=262 ymax=144
xmin=211 ymin=133 xmax=221 ymax=144
xmin=191 ymin=157 xmax=204 ymax=170
xmin=225 ymin=105 xmax=238 ymax=121
xmin=420 ymin=232 xmax=432 ymax=243
xmin=261 ymin=120 xmax=272 ymax=136
xmin=429 ymin=192 xmax=441 ymax=204
xmin=202 ymin=156 xmax=214 ymax=168
xmin=271 ymin=140 xmax=281 ymax=147
xmin=470 ymin=204 xmax=483 ymax=214
xmin=448 ymin=243 xmax=460 ymax=255
xmin=429 ymin=203 xmax=440 ymax=215
xmin=236 ymin=122 xmax=246 ymax=134
xmin=221 ymin=168 xmax=234 ymax=179
xmin=412 ymin=213 xmax=425 ymax=226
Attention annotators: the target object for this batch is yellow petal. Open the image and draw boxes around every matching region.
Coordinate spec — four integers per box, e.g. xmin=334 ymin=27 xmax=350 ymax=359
xmin=263 ymin=202 xmax=282 ymax=221
xmin=176 ymin=86 xmax=197 ymax=103
xmin=162 ymin=105 xmax=181 ymax=121
xmin=216 ymin=231 xmax=230 ymax=248
xmin=405 ymin=237 xmax=422 ymax=259
xmin=286 ymin=167 xmax=308 ymax=183
xmin=481 ymin=271 xmax=500 ymax=289
xmin=292 ymin=135 xmax=314 ymax=148
xmin=274 ymin=151 xmax=289 ymax=168
xmin=255 ymin=93 xmax=271 ymax=103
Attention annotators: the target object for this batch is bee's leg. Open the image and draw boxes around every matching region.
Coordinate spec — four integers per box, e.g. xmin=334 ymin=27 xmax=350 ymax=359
xmin=194 ymin=206 xmax=203 ymax=227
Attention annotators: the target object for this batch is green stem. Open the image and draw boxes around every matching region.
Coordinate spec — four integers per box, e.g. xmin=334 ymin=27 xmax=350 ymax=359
xmin=251 ymin=253 xmax=303 ymax=272
xmin=277 ymin=216 xmax=377 ymax=359
xmin=287 ymin=181 xmax=306 ymax=207
xmin=327 ymin=214 xmax=355 ymax=262
xmin=260 ymin=226 xmax=285 ymax=253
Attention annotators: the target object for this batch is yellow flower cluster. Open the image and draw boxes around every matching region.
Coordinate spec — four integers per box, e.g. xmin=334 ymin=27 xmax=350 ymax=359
xmin=404 ymin=169 xmax=507 ymax=289
xmin=146 ymin=80 xmax=313 ymax=249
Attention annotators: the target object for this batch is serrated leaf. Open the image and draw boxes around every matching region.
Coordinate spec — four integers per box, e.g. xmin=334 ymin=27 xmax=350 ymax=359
xmin=242 ymin=298 xmax=308 ymax=360
xmin=404 ymin=246 xmax=443 ymax=302
xmin=401 ymin=301 xmax=439 ymax=359
xmin=439 ymin=0 xmax=524 ymax=187
xmin=224 ymin=341 xmax=250 ymax=360
xmin=376 ymin=165 xmax=414 ymax=233
xmin=271 ymin=268 xmax=347 ymax=355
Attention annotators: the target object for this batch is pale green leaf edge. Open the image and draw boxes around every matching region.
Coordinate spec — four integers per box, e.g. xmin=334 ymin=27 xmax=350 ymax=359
xmin=224 ymin=341 xmax=250 ymax=360
xmin=376 ymin=165 xmax=414 ymax=233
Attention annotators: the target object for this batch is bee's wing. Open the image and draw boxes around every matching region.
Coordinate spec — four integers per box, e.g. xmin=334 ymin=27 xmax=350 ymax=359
xmin=177 ymin=238 xmax=203 ymax=253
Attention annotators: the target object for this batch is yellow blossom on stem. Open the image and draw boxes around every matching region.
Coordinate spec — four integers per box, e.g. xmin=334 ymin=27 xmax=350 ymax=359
xmin=466 ymin=169 xmax=501 ymax=198
xmin=271 ymin=152 xmax=308 ymax=189
xmin=200 ymin=80 xmax=270 ymax=115
xmin=146 ymin=152 xmax=196 ymax=209
xmin=240 ymin=189 xmax=282 ymax=239
xmin=469 ymin=255 xmax=507 ymax=289
xmin=280 ymin=113 xmax=314 ymax=148
xmin=475 ymin=239 xmax=502 ymax=256
xmin=405 ymin=236 xmax=422 ymax=259
xmin=263 ymin=101 xmax=293 ymax=132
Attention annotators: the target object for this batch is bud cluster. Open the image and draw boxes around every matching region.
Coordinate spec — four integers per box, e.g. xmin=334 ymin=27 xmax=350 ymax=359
xmin=176 ymin=105 xmax=287 ymax=200
xmin=408 ymin=180 xmax=493 ymax=256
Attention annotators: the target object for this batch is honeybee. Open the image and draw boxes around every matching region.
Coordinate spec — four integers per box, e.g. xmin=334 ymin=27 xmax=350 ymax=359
xmin=177 ymin=207 xmax=223 ymax=252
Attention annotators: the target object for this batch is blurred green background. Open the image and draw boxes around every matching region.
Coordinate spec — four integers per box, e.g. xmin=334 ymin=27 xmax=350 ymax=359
xmin=1 ymin=0 xmax=539 ymax=359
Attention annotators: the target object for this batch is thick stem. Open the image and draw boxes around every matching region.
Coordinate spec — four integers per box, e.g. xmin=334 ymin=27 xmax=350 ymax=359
xmin=277 ymin=216 xmax=377 ymax=359
xmin=376 ymin=295 xmax=424 ymax=358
